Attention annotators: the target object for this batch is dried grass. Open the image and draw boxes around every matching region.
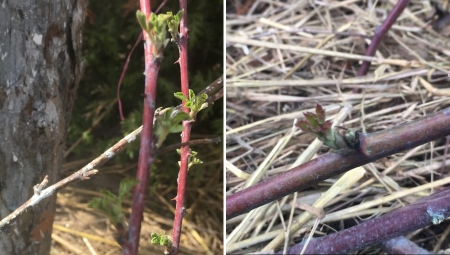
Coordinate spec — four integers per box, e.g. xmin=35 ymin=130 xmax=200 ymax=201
xmin=226 ymin=0 xmax=450 ymax=253
xmin=51 ymin=154 xmax=222 ymax=254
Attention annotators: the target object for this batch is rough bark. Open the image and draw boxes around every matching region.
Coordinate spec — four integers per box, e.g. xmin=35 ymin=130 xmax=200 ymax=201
xmin=0 ymin=0 xmax=87 ymax=254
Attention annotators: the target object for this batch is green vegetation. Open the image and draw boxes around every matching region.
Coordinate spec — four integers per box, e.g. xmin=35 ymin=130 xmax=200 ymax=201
xmin=296 ymin=104 xmax=359 ymax=150
xmin=68 ymin=0 xmax=222 ymax=189
xmin=88 ymin=177 xmax=139 ymax=226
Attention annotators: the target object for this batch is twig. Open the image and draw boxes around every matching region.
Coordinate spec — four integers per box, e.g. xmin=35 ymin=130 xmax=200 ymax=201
xmin=226 ymin=107 xmax=450 ymax=219
xmin=355 ymin=0 xmax=410 ymax=92
xmin=278 ymin=186 xmax=450 ymax=254
xmin=380 ymin=236 xmax=433 ymax=254
xmin=0 ymin=125 xmax=141 ymax=233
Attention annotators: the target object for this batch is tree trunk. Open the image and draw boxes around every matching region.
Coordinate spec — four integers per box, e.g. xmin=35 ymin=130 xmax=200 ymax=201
xmin=0 ymin=0 xmax=87 ymax=254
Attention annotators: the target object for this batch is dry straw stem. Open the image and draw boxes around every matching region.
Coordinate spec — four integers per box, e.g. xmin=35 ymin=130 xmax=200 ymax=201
xmin=228 ymin=35 xmax=416 ymax=67
xmin=53 ymin=184 xmax=216 ymax=254
xmin=281 ymin=183 xmax=450 ymax=254
xmin=226 ymin=105 xmax=352 ymax=249
xmin=53 ymin=224 xmax=121 ymax=247
xmin=266 ymin=166 xmax=367 ymax=252
xmin=226 ymin=0 xmax=450 ymax=253
xmin=226 ymin=160 xmax=251 ymax=179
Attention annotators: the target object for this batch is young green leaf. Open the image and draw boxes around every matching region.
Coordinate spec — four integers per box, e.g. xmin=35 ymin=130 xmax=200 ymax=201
xmin=136 ymin=10 xmax=148 ymax=32
xmin=168 ymin=124 xmax=184 ymax=133
xmin=174 ymin=90 xmax=209 ymax=119
xmin=296 ymin=104 xmax=360 ymax=150
xmin=187 ymin=150 xmax=203 ymax=169
xmin=170 ymin=110 xmax=190 ymax=124
xmin=304 ymin=112 xmax=319 ymax=130
xmin=167 ymin=10 xmax=184 ymax=41
xmin=296 ymin=120 xmax=309 ymax=132
xmin=174 ymin=92 xmax=189 ymax=102
xmin=151 ymin=232 xmax=173 ymax=247
xmin=88 ymin=177 xmax=139 ymax=227
xmin=137 ymin=12 xmax=171 ymax=57
xmin=189 ymin=89 xmax=195 ymax=100
xmin=151 ymin=233 xmax=160 ymax=245
xmin=153 ymin=107 xmax=191 ymax=149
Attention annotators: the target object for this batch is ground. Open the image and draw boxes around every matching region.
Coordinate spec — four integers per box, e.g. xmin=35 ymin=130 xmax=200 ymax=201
xmin=226 ymin=0 xmax=450 ymax=253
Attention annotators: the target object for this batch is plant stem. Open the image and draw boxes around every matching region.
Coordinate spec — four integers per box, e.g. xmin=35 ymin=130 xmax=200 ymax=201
xmin=380 ymin=236 xmax=433 ymax=254
xmin=171 ymin=1 xmax=190 ymax=255
xmin=278 ymin=186 xmax=450 ymax=254
xmin=117 ymin=33 xmax=142 ymax=121
xmin=226 ymin=107 xmax=450 ymax=219
xmin=124 ymin=1 xmax=160 ymax=254
xmin=117 ymin=1 xmax=169 ymax=121
xmin=0 ymin=75 xmax=222 ymax=241
xmin=354 ymin=0 xmax=410 ymax=92
xmin=156 ymin=137 xmax=221 ymax=156
xmin=0 ymin=125 xmax=142 ymax=233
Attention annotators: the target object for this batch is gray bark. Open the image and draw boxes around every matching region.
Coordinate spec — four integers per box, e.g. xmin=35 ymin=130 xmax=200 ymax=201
xmin=0 ymin=0 xmax=87 ymax=254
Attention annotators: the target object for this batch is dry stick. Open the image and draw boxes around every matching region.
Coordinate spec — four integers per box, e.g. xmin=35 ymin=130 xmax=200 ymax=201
xmin=171 ymin=1 xmax=189 ymax=254
xmin=279 ymin=186 xmax=450 ymax=254
xmin=0 ymin=78 xmax=222 ymax=234
xmin=226 ymin=107 xmax=450 ymax=219
xmin=354 ymin=0 xmax=410 ymax=92
xmin=0 ymin=127 xmax=141 ymax=233
xmin=122 ymin=0 xmax=160 ymax=253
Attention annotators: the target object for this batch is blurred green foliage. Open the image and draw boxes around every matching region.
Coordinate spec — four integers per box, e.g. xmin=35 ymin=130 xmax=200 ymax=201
xmin=68 ymin=0 xmax=223 ymax=189
xmin=88 ymin=177 xmax=139 ymax=226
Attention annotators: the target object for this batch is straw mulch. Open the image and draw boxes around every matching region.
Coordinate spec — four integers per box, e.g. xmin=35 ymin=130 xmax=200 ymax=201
xmin=51 ymin=152 xmax=223 ymax=254
xmin=226 ymin=0 xmax=450 ymax=253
